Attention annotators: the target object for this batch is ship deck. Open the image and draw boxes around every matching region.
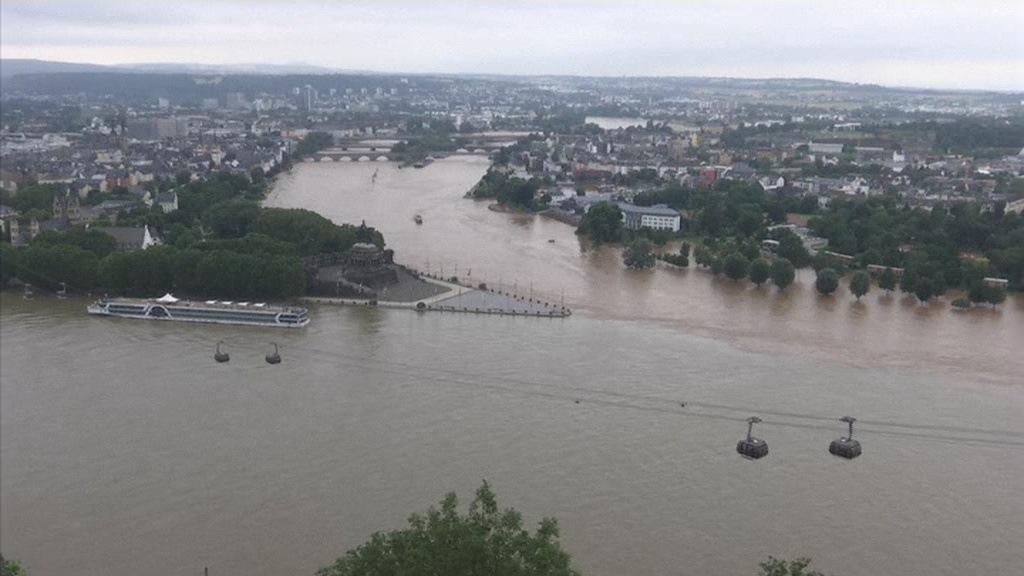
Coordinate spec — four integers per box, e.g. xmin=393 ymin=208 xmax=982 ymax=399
xmin=100 ymin=298 xmax=305 ymax=314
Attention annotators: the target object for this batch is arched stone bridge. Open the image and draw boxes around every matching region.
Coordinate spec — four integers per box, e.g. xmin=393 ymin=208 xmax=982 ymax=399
xmin=312 ymin=147 xmax=392 ymax=162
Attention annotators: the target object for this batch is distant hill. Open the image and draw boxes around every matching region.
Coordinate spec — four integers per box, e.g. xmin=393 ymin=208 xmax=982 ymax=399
xmin=119 ymin=62 xmax=350 ymax=75
xmin=0 ymin=58 xmax=360 ymax=78
xmin=0 ymin=59 xmax=117 ymax=78
xmin=1 ymin=59 xmax=1014 ymax=98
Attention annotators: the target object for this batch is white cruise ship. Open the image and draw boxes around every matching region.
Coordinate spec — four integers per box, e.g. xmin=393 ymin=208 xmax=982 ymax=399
xmin=87 ymin=294 xmax=310 ymax=328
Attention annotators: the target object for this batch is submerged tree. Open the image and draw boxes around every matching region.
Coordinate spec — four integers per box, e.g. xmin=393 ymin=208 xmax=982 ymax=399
xmin=758 ymin=556 xmax=826 ymax=576
xmin=748 ymin=257 xmax=771 ymax=287
xmin=0 ymin=554 xmax=25 ymax=576
xmin=710 ymin=257 xmax=724 ymax=276
xmin=723 ymin=252 xmax=750 ymax=281
xmin=317 ymin=482 xmax=579 ymax=576
xmin=770 ymin=257 xmax=796 ymax=290
xmin=576 ymin=202 xmax=623 ymax=244
xmin=878 ymin=267 xmax=897 ymax=294
xmin=914 ymin=277 xmax=935 ymax=304
xmin=815 ymin=268 xmax=839 ymax=296
xmin=623 ymin=238 xmax=656 ymax=269
xmin=986 ymin=285 xmax=1007 ymax=307
xmin=849 ymin=269 xmax=871 ymax=301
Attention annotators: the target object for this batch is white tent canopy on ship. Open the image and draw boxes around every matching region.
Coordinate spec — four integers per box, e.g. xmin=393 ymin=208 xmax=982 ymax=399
xmin=155 ymin=293 xmax=180 ymax=303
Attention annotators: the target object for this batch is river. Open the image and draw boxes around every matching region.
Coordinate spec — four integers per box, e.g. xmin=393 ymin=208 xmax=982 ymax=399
xmin=1 ymin=157 xmax=1021 ymax=576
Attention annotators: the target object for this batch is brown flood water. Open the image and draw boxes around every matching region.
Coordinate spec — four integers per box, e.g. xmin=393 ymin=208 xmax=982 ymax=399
xmin=267 ymin=156 xmax=1023 ymax=387
xmin=1 ymin=156 xmax=1020 ymax=576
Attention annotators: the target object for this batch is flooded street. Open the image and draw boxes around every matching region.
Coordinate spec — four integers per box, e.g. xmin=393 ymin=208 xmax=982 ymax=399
xmin=1 ymin=158 xmax=1021 ymax=576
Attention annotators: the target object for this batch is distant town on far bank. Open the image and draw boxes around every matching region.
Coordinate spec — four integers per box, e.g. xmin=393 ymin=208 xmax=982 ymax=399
xmin=1 ymin=58 xmax=1022 ymax=308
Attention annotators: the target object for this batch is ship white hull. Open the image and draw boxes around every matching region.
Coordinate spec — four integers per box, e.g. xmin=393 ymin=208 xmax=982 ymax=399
xmin=87 ymin=306 xmax=309 ymax=328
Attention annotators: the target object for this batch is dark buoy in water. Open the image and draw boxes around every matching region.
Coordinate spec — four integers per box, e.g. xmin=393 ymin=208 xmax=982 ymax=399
xmin=265 ymin=342 xmax=281 ymax=365
xmin=214 ymin=340 xmax=230 ymax=363
xmin=736 ymin=416 xmax=769 ymax=459
xmin=829 ymin=416 xmax=862 ymax=459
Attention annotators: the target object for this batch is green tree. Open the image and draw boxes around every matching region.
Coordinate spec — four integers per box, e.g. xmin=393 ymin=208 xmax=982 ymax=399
xmin=951 ymin=297 xmax=971 ymax=310
xmin=0 ymin=553 xmax=26 ymax=576
xmin=296 ymin=131 xmax=334 ymax=157
xmin=758 ymin=556 xmax=826 ymax=576
xmin=815 ymin=268 xmax=839 ymax=296
xmin=723 ymin=252 xmax=750 ymax=281
xmin=317 ymin=482 xmax=578 ymax=576
xmin=202 ymin=199 xmax=262 ymax=238
xmin=899 ymin=267 xmax=918 ymax=294
xmin=0 ymin=242 xmax=18 ymax=286
xmin=32 ymin=228 xmax=118 ymax=259
xmin=1 ymin=184 xmax=55 ymax=215
xmin=878 ymin=267 xmax=897 ymax=294
xmin=967 ymin=280 xmax=989 ymax=305
xmin=623 ymin=238 xmax=656 ymax=269
xmin=175 ymin=171 xmax=192 ymax=186
xmin=770 ymin=258 xmax=796 ymax=290
xmin=18 ymin=244 xmax=98 ymax=291
xmin=849 ymin=270 xmax=871 ymax=301
xmin=576 ymin=202 xmax=623 ymax=244
xmin=710 ymin=257 xmax=724 ymax=276
xmin=254 ymin=208 xmax=363 ymax=256
xmin=914 ymin=277 xmax=934 ymax=304
xmin=776 ymin=233 xmax=810 ymax=268
xmin=986 ymin=284 xmax=1007 ymax=307
xmin=748 ymin=257 xmax=771 ymax=287
xmin=698 ymin=195 xmax=724 ymax=236
xmin=736 ymin=209 xmax=763 ymax=237
xmin=694 ymin=245 xmax=714 ymax=268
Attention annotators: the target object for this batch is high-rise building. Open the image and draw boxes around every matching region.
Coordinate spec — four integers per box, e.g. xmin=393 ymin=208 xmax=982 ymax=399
xmin=302 ymin=85 xmax=317 ymax=110
xmin=127 ymin=117 xmax=188 ymax=140
xmin=226 ymin=92 xmax=247 ymax=110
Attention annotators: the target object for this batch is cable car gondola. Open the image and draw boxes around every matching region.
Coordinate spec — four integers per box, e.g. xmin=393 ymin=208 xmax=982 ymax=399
xmin=214 ymin=341 xmax=230 ymax=363
xmin=829 ymin=416 xmax=862 ymax=459
xmin=736 ymin=416 xmax=769 ymax=459
xmin=265 ymin=342 xmax=281 ymax=365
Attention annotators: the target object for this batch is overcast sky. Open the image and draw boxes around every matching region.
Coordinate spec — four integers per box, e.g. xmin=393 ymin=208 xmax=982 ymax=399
xmin=2 ymin=0 xmax=1022 ymax=90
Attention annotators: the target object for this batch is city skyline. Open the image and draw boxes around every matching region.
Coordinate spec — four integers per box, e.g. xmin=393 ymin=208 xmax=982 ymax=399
xmin=1 ymin=0 xmax=1023 ymax=91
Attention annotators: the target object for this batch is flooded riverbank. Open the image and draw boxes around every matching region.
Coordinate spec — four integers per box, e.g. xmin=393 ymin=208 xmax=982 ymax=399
xmin=2 ymin=158 xmax=1020 ymax=576
xmin=266 ymin=158 xmax=1023 ymax=386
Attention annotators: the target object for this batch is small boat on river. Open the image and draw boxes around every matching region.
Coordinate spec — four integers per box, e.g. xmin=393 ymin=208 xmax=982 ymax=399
xmin=414 ymin=214 xmax=423 ymax=225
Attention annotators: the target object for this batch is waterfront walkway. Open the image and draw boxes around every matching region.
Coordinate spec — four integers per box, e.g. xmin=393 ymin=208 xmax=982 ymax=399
xmin=303 ymin=271 xmax=571 ymax=318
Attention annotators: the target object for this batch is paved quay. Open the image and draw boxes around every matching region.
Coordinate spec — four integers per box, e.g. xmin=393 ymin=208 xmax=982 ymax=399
xmin=303 ymin=272 xmax=570 ymax=317
xmin=429 ymin=289 xmax=570 ymax=317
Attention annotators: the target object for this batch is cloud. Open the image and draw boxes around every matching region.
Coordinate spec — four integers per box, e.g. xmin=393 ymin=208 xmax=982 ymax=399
xmin=2 ymin=0 xmax=1022 ymax=90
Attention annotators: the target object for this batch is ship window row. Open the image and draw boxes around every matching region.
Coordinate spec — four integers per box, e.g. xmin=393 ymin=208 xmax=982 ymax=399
xmin=108 ymin=305 xmax=147 ymax=314
xmin=165 ymin=309 xmax=280 ymax=322
xmin=167 ymin=308 xmax=274 ymax=317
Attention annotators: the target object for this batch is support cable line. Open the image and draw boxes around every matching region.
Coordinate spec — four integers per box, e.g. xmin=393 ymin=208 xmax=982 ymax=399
xmin=224 ymin=340 xmax=1024 ymax=450
xmin=5 ymin=253 xmax=1017 ymax=450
